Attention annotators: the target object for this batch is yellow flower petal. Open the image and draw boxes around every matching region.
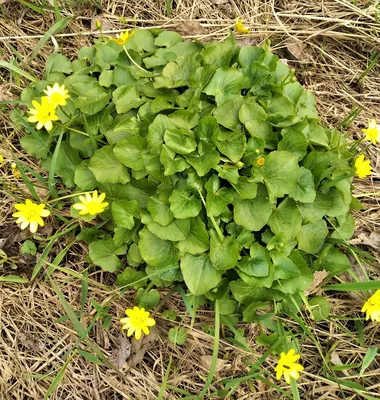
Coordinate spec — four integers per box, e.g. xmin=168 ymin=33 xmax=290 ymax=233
xmin=74 ymin=191 xmax=108 ymax=217
xmin=135 ymin=328 xmax=142 ymax=340
xmin=13 ymin=199 xmax=50 ymax=234
xmin=275 ymin=349 xmax=303 ymax=385
xmin=20 ymin=221 xmax=29 ymax=230
xmin=120 ymin=306 xmax=156 ymax=340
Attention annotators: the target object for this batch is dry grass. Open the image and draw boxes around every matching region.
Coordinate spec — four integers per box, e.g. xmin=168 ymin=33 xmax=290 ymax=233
xmin=0 ymin=0 xmax=380 ymax=398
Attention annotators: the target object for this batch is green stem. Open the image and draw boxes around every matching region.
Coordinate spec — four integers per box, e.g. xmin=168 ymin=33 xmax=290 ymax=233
xmin=123 ymin=45 xmax=149 ymax=73
xmin=56 ymin=123 xmax=89 ymax=137
xmin=46 ymin=191 xmax=95 ymax=205
xmin=196 ymin=186 xmax=224 ymax=241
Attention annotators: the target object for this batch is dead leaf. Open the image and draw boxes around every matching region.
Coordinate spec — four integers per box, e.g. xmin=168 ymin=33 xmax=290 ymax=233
xmin=0 ymin=239 xmax=7 ymax=250
xmin=129 ymin=331 xmax=158 ymax=367
xmin=236 ymin=37 xmax=262 ymax=48
xmin=18 ymin=333 xmax=45 ymax=351
xmin=285 ymin=38 xmax=312 ymax=62
xmin=200 ymin=355 xmax=230 ymax=373
xmin=305 ymin=270 xmax=330 ymax=296
xmin=0 ymin=85 xmax=17 ymax=101
xmin=330 ymin=350 xmax=349 ymax=376
xmin=210 ymin=0 xmax=229 ymax=4
xmin=0 ymin=0 xmax=15 ymax=4
xmin=349 ymin=231 xmax=380 ymax=250
xmin=110 ymin=333 xmax=131 ymax=369
xmin=174 ymin=21 xmax=208 ymax=37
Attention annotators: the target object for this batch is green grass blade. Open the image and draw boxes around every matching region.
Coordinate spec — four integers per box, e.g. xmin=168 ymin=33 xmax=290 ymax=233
xmin=32 ymin=238 xmax=55 ymax=280
xmin=46 ymin=243 xmax=74 ymax=279
xmin=158 ymin=355 xmax=173 ymax=400
xmin=48 ymin=131 xmax=64 ymax=197
xmin=52 ymin=0 xmax=62 ymax=21
xmin=8 ymin=43 xmax=35 ymax=74
xmin=0 ymin=275 xmax=29 ymax=283
xmin=19 ymin=0 xmax=45 ymax=14
xmin=80 ymin=270 xmax=89 ymax=315
xmin=51 ymin=279 xmax=88 ymax=339
xmin=11 ymin=155 xmax=40 ymax=201
xmin=359 ymin=52 xmax=380 ymax=81
xmin=0 ymin=61 xmax=37 ymax=82
xmin=197 ymin=300 xmax=220 ymax=399
xmin=323 ymin=281 xmax=380 ymax=291
xmin=360 ymin=346 xmax=378 ymax=377
xmin=29 ymin=17 xmax=72 ymax=61
xmin=290 ymin=377 xmax=301 ymax=400
xmin=43 ymin=349 xmax=77 ymax=399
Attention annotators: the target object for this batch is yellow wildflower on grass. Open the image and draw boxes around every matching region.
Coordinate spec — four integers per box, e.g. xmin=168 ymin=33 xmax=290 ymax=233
xmin=120 ymin=306 xmax=156 ymax=340
xmin=355 ymin=155 xmax=372 ymax=178
xmin=11 ymin=162 xmax=21 ymax=179
xmin=275 ymin=349 xmax=304 ymax=384
xmin=0 ymin=153 xmax=4 ymax=164
xmin=44 ymin=83 xmax=70 ymax=107
xmin=12 ymin=199 xmax=50 ymax=234
xmin=235 ymin=18 xmax=250 ymax=34
xmin=27 ymin=96 xmax=59 ymax=131
xmin=362 ymin=289 xmax=380 ymax=322
xmin=362 ymin=119 xmax=380 ymax=144
xmin=110 ymin=29 xmax=135 ymax=45
xmin=72 ymin=190 xmax=109 ymax=216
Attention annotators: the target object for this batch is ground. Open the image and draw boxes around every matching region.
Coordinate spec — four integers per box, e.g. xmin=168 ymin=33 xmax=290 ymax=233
xmin=0 ymin=0 xmax=380 ymax=399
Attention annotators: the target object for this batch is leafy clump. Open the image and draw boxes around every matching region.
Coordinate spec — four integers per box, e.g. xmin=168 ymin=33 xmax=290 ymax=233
xmin=13 ymin=29 xmax=357 ymax=316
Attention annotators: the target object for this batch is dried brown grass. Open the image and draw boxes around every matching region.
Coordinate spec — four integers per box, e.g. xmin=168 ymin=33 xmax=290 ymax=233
xmin=1 ymin=0 xmax=380 ymax=398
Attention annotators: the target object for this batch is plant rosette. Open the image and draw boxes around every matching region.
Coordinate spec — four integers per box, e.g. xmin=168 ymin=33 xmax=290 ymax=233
xmin=12 ymin=29 xmax=359 ymax=317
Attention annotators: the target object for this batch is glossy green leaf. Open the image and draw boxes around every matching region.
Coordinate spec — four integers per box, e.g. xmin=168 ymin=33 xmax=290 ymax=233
xmin=175 ymin=217 xmax=209 ymax=254
xmin=89 ymin=239 xmax=126 ymax=272
xmin=209 ymin=230 xmax=239 ymax=271
xmin=89 ymin=145 xmax=130 ymax=184
xmin=180 ymin=253 xmax=222 ymax=295
xmin=111 ymin=199 xmax=140 ymax=229
xmin=138 ymin=227 xmax=179 ymax=268
xmin=289 ymin=167 xmax=316 ymax=204
xmin=297 ymin=220 xmax=328 ymax=254
xmin=169 ymin=189 xmax=202 ymax=219
xmin=255 ymin=151 xmax=299 ymax=202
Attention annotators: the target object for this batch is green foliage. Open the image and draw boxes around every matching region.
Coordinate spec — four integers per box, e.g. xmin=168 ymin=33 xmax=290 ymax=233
xmin=14 ymin=30 xmax=357 ymax=320
xmin=168 ymin=326 xmax=188 ymax=345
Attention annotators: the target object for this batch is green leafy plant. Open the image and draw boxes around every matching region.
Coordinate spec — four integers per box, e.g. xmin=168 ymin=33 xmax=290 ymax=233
xmin=12 ymin=29 xmax=359 ymax=318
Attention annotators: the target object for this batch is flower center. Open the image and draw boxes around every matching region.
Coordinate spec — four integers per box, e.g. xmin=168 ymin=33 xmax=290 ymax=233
xmin=86 ymin=201 xmax=102 ymax=215
xmin=24 ymin=207 xmax=40 ymax=221
xmin=51 ymin=92 xmax=63 ymax=104
xmin=131 ymin=316 xmax=146 ymax=328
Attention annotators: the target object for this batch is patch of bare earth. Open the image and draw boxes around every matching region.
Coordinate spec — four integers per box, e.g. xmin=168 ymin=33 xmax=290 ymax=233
xmin=0 ymin=0 xmax=379 ymax=398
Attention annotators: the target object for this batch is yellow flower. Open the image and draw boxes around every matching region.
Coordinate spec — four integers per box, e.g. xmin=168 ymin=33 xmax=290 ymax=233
xmin=256 ymin=157 xmax=265 ymax=166
xmin=362 ymin=119 xmax=380 ymax=144
xmin=44 ymin=83 xmax=70 ymax=107
xmin=120 ymin=306 xmax=156 ymax=340
xmin=27 ymin=96 xmax=59 ymax=131
xmin=11 ymin=162 xmax=21 ymax=179
xmin=12 ymin=199 xmax=50 ymax=234
xmin=0 ymin=153 xmax=4 ymax=164
xmin=235 ymin=18 xmax=250 ymax=34
xmin=72 ymin=190 xmax=109 ymax=216
xmin=275 ymin=349 xmax=304 ymax=384
xmin=355 ymin=155 xmax=372 ymax=178
xmin=110 ymin=30 xmax=135 ymax=45
xmin=362 ymin=289 xmax=380 ymax=322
